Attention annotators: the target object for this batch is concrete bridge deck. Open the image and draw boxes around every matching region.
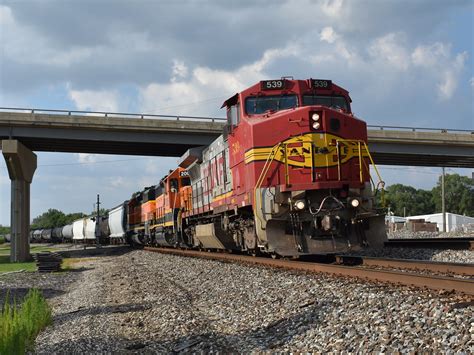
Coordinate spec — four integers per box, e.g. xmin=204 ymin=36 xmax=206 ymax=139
xmin=0 ymin=108 xmax=473 ymax=167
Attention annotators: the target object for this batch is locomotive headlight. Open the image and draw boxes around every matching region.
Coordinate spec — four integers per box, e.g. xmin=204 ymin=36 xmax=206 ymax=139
xmin=294 ymin=200 xmax=306 ymax=210
xmin=312 ymin=122 xmax=320 ymax=129
xmin=312 ymin=113 xmax=320 ymax=121
xmin=350 ymin=198 xmax=360 ymax=208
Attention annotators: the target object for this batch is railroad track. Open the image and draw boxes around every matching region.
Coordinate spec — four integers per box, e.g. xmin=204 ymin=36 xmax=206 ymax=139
xmin=385 ymin=237 xmax=474 ymax=250
xmin=144 ymin=247 xmax=474 ymax=295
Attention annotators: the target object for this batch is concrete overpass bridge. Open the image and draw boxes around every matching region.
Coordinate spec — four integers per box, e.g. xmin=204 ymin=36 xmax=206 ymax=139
xmin=1 ymin=108 xmax=473 ymax=167
xmin=1 ymin=107 xmax=473 ymax=262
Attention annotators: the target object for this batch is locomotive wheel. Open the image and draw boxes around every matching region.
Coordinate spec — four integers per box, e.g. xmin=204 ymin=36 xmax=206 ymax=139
xmin=243 ymin=223 xmax=259 ymax=257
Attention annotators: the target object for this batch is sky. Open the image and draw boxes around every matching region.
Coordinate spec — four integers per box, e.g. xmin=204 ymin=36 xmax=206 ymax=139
xmin=0 ymin=0 xmax=473 ymax=225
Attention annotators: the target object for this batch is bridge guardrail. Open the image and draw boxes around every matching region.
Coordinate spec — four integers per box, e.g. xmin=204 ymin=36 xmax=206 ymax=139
xmin=0 ymin=107 xmax=472 ymax=133
xmin=367 ymin=125 xmax=473 ymax=134
xmin=0 ymin=107 xmax=226 ymax=123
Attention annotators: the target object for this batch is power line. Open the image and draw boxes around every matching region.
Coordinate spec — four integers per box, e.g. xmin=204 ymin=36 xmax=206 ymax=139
xmin=0 ymin=157 xmax=161 ymax=169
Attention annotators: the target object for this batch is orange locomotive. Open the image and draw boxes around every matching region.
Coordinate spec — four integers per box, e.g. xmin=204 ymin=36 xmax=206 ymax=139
xmin=128 ymin=78 xmax=386 ymax=256
xmin=128 ymin=168 xmax=191 ymax=245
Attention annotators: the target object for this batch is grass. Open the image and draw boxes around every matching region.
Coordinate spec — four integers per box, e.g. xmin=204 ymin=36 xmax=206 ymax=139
xmin=0 ymin=256 xmax=36 ymax=273
xmin=0 ymin=245 xmax=60 ymax=273
xmin=0 ymin=289 xmax=52 ymax=355
xmin=0 ymin=237 xmax=4 ymax=245
xmin=61 ymin=257 xmax=95 ymax=270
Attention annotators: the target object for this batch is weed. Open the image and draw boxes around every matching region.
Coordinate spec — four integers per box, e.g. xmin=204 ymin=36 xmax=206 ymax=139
xmin=0 ymin=289 xmax=52 ymax=355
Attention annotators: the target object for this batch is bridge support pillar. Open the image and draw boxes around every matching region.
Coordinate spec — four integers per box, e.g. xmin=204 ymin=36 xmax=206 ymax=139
xmin=2 ymin=140 xmax=37 ymax=262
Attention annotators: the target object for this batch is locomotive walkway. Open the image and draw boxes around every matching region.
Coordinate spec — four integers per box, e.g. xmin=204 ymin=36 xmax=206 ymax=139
xmin=0 ymin=108 xmax=473 ymax=167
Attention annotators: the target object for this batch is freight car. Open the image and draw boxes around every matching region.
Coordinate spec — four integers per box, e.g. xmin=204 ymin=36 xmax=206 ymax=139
xmin=108 ymin=202 xmax=128 ymax=244
xmin=62 ymin=224 xmax=74 ymax=241
xmin=71 ymin=216 xmax=109 ymax=244
xmin=41 ymin=228 xmax=52 ymax=242
xmin=126 ymin=78 xmax=387 ymax=257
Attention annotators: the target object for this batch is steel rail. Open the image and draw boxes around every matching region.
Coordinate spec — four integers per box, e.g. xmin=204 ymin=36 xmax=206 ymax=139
xmin=335 ymin=255 xmax=474 ymax=276
xmin=144 ymin=247 xmax=474 ymax=295
xmin=385 ymin=238 xmax=474 ymax=250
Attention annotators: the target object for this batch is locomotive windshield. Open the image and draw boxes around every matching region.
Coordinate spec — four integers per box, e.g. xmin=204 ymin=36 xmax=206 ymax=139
xmin=245 ymin=95 xmax=297 ymax=115
xmin=302 ymin=95 xmax=349 ymax=111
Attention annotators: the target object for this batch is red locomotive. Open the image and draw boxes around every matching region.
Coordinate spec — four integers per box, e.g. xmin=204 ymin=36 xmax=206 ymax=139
xmin=127 ymin=78 xmax=386 ymax=256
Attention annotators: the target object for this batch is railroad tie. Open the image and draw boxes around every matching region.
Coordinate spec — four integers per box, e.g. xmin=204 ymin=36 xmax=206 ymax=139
xmin=33 ymin=252 xmax=63 ymax=272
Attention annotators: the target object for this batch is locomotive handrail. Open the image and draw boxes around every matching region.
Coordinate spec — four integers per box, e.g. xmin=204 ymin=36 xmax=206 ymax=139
xmin=0 ymin=107 xmax=226 ymax=122
xmin=335 ymin=139 xmax=385 ymax=206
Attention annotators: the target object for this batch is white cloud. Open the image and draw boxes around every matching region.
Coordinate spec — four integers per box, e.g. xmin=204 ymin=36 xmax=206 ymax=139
xmin=369 ymin=33 xmax=410 ymax=71
xmin=320 ymin=26 xmax=339 ymax=44
xmin=68 ymin=88 xmax=120 ymax=111
xmin=411 ymin=43 xmax=468 ymax=100
xmin=139 ymin=45 xmax=300 ymax=116
xmin=321 ymin=0 xmax=345 ymax=17
xmin=76 ymin=153 xmax=99 ymax=164
xmin=0 ymin=5 xmax=13 ymax=25
xmin=171 ymin=60 xmax=188 ymax=82
xmin=137 ymin=29 xmax=469 ymax=118
xmin=470 ymin=77 xmax=474 ymax=87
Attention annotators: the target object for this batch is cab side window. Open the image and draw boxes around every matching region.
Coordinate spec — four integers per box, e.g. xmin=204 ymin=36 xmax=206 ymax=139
xmin=170 ymin=178 xmax=178 ymax=191
xmin=227 ymin=104 xmax=240 ymax=126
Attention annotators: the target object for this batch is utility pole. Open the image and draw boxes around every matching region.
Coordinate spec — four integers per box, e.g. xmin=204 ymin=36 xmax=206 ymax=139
xmin=96 ymin=194 xmax=101 ymax=247
xmin=441 ymin=167 xmax=446 ymax=233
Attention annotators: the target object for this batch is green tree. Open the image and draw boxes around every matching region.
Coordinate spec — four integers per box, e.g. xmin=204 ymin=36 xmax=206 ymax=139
xmin=31 ymin=210 xmax=87 ymax=229
xmin=432 ymin=173 xmax=474 ymax=216
xmin=0 ymin=225 xmax=10 ymax=236
xmin=384 ymin=184 xmax=435 ymax=216
xmin=31 ymin=209 xmax=66 ymax=229
xmin=63 ymin=212 xmax=87 ymax=224
xmin=89 ymin=208 xmax=109 ymax=217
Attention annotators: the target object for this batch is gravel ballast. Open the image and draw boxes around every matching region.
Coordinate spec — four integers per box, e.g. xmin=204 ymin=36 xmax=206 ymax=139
xmin=350 ymin=248 xmax=474 ymax=263
xmin=30 ymin=249 xmax=473 ymax=353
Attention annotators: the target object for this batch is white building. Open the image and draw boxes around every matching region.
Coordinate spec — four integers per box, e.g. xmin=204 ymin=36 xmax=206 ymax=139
xmin=407 ymin=213 xmax=474 ymax=232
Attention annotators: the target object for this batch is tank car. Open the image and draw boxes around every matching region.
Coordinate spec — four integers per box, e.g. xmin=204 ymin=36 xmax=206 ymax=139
xmin=41 ymin=228 xmax=53 ymax=242
xmin=52 ymin=227 xmax=63 ymax=243
xmin=33 ymin=229 xmax=43 ymax=243
xmin=62 ymin=224 xmax=74 ymax=242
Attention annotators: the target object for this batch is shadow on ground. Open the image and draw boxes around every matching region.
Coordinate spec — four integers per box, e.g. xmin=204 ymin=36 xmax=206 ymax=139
xmin=59 ymin=245 xmax=133 ymax=259
xmin=0 ymin=287 xmax=68 ymax=304
xmin=35 ymin=301 xmax=328 ymax=353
